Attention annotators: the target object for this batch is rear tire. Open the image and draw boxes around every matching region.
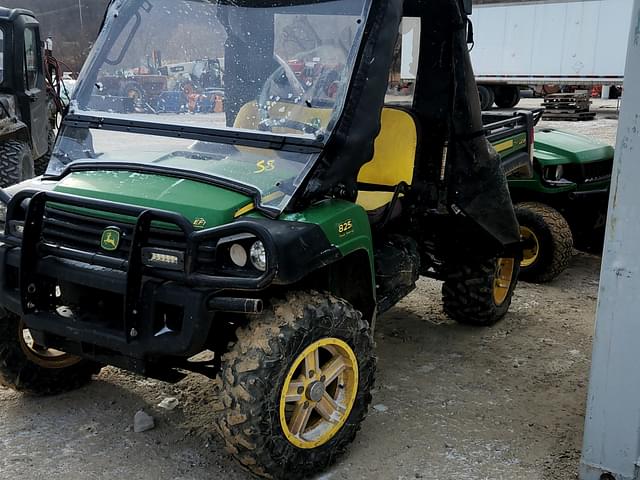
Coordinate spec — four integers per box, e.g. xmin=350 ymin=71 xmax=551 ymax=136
xmin=34 ymin=129 xmax=56 ymax=176
xmin=478 ymin=85 xmax=495 ymax=110
xmin=0 ymin=312 xmax=101 ymax=395
xmin=443 ymin=256 xmax=520 ymax=326
xmin=214 ymin=291 xmax=375 ymax=479
xmin=515 ymin=202 xmax=574 ymax=283
xmin=0 ymin=139 xmax=34 ymax=187
xmin=494 ymin=86 xmax=521 ymax=108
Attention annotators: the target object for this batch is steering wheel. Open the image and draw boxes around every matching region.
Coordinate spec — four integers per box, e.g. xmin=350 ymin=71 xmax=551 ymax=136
xmin=257 ymin=55 xmax=321 ymax=135
xmin=258 ymin=118 xmax=320 ymax=135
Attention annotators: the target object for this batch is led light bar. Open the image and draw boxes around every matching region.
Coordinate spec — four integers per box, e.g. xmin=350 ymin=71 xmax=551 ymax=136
xmin=141 ymin=248 xmax=185 ymax=271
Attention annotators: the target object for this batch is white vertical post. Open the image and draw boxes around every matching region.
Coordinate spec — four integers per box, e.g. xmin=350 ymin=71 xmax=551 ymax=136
xmin=580 ymin=2 xmax=640 ymax=479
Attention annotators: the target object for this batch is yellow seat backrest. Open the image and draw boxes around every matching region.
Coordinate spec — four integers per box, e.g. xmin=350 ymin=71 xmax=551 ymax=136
xmin=356 ymin=108 xmax=418 ymax=211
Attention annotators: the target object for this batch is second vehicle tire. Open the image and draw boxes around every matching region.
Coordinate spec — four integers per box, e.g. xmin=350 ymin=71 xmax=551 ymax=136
xmin=0 ymin=139 xmax=34 ymax=187
xmin=515 ymin=202 xmax=574 ymax=283
xmin=34 ymin=128 xmax=56 ymax=176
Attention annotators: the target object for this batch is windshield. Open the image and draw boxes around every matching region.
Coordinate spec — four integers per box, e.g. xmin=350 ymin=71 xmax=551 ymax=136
xmin=48 ymin=125 xmax=321 ymax=213
xmin=70 ymin=0 xmax=370 ymax=142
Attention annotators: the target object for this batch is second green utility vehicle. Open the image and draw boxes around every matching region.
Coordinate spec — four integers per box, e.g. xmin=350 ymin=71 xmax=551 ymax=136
xmin=480 ymin=109 xmax=613 ymax=283
xmin=0 ymin=0 xmax=523 ymax=478
xmin=509 ymin=128 xmax=613 ymax=282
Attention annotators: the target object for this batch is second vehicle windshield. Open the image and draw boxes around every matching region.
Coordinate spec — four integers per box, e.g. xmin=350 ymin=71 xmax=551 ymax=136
xmin=71 ymin=0 xmax=370 ymax=141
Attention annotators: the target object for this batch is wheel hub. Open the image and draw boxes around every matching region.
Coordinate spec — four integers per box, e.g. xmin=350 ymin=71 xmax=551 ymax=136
xmin=306 ymin=381 xmax=326 ymax=402
xmin=18 ymin=320 xmax=81 ymax=369
xmin=520 ymin=226 xmax=540 ymax=268
xmin=279 ymin=338 xmax=359 ymax=449
xmin=493 ymin=257 xmax=515 ymax=306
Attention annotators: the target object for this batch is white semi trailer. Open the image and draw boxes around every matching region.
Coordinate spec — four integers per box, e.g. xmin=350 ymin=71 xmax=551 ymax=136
xmin=401 ymin=0 xmax=633 ymax=108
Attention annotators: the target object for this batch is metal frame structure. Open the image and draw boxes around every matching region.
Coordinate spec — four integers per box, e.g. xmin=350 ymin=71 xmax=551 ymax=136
xmin=580 ymin=1 xmax=640 ymax=478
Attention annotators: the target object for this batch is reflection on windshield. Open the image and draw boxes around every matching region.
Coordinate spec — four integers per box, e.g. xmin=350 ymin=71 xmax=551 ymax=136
xmin=0 ymin=30 xmax=4 ymax=84
xmin=72 ymin=0 xmax=369 ymax=141
xmin=48 ymin=127 xmax=315 ymax=212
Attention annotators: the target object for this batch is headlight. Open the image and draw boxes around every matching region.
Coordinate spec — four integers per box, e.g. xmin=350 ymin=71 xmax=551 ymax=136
xmin=217 ymin=234 xmax=268 ymax=273
xmin=229 ymin=243 xmax=248 ymax=267
xmin=543 ymin=165 xmax=564 ymax=181
xmin=250 ymin=241 xmax=267 ymax=272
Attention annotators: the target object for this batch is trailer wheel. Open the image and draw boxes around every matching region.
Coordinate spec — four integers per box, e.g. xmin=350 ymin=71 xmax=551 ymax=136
xmin=515 ymin=202 xmax=574 ymax=283
xmin=214 ymin=291 xmax=375 ymax=480
xmin=0 ymin=139 xmax=34 ymax=187
xmin=0 ymin=312 xmax=101 ymax=395
xmin=443 ymin=256 xmax=519 ymax=326
xmin=478 ymin=85 xmax=495 ymax=110
xmin=494 ymin=86 xmax=521 ymax=108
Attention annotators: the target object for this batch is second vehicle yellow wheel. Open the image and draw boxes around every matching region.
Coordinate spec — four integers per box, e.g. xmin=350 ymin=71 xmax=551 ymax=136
xmin=520 ymin=226 xmax=540 ymax=268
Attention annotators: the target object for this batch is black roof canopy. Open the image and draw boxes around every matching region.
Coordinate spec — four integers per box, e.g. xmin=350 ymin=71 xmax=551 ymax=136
xmin=0 ymin=7 xmax=35 ymax=22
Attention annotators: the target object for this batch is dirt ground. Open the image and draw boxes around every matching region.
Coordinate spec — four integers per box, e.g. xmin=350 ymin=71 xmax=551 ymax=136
xmin=0 ymin=106 xmax=618 ymax=480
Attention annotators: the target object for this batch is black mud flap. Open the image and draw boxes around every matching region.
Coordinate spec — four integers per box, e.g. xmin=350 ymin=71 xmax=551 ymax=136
xmin=445 ymin=19 xmax=521 ymax=255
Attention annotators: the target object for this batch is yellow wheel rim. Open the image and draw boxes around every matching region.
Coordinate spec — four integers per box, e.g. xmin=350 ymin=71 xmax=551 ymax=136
xmin=520 ymin=226 xmax=540 ymax=268
xmin=279 ymin=338 xmax=359 ymax=449
xmin=18 ymin=320 xmax=81 ymax=369
xmin=493 ymin=258 xmax=515 ymax=306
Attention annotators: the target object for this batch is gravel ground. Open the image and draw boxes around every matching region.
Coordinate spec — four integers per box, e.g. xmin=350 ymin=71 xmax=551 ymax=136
xmin=0 ymin=254 xmax=600 ymax=480
xmin=521 ymin=97 xmax=620 ymax=147
xmin=0 ymin=105 xmax=618 ymax=480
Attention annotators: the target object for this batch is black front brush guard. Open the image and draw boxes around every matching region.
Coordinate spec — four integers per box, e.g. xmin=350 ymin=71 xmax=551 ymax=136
xmin=4 ymin=189 xmax=277 ymax=345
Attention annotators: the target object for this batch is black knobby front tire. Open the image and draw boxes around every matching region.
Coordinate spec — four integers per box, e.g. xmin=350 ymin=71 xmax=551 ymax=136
xmin=0 ymin=140 xmax=34 ymax=187
xmin=214 ymin=292 xmax=376 ymax=480
xmin=515 ymin=202 xmax=574 ymax=283
xmin=34 ymin=129 xmax=56 ymax=176
xmin=0 ymin=312 xmax=101 ymax=396
xmin=442 ymin=256 xmax=520 ymax=326
xmin=478 ymin=85 xmax=495 ymax=110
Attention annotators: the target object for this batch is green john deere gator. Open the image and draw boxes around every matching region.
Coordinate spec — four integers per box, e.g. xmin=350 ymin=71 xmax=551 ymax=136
xmin=510 ymin=127 xmax=613 ymax=282
xmin=480 ymin=110 xmax=614 ymax=283
xmin=0 ymin=0 xmax=525 ymax=477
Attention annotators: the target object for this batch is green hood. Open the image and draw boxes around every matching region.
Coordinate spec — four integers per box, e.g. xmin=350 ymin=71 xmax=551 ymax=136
xmin=53 ymin=171 xmax=254 ymax=229
xmin=534 ymin=128 xmax=615 ymax=166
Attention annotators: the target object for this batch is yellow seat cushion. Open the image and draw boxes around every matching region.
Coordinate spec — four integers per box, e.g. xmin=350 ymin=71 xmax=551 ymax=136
xmin=356 ymin=108 xmax=418 ymax=211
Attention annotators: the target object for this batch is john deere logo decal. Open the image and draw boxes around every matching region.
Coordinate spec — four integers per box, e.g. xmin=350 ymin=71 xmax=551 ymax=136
xmin=101 ymin=228 xmax=121 ymax=251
